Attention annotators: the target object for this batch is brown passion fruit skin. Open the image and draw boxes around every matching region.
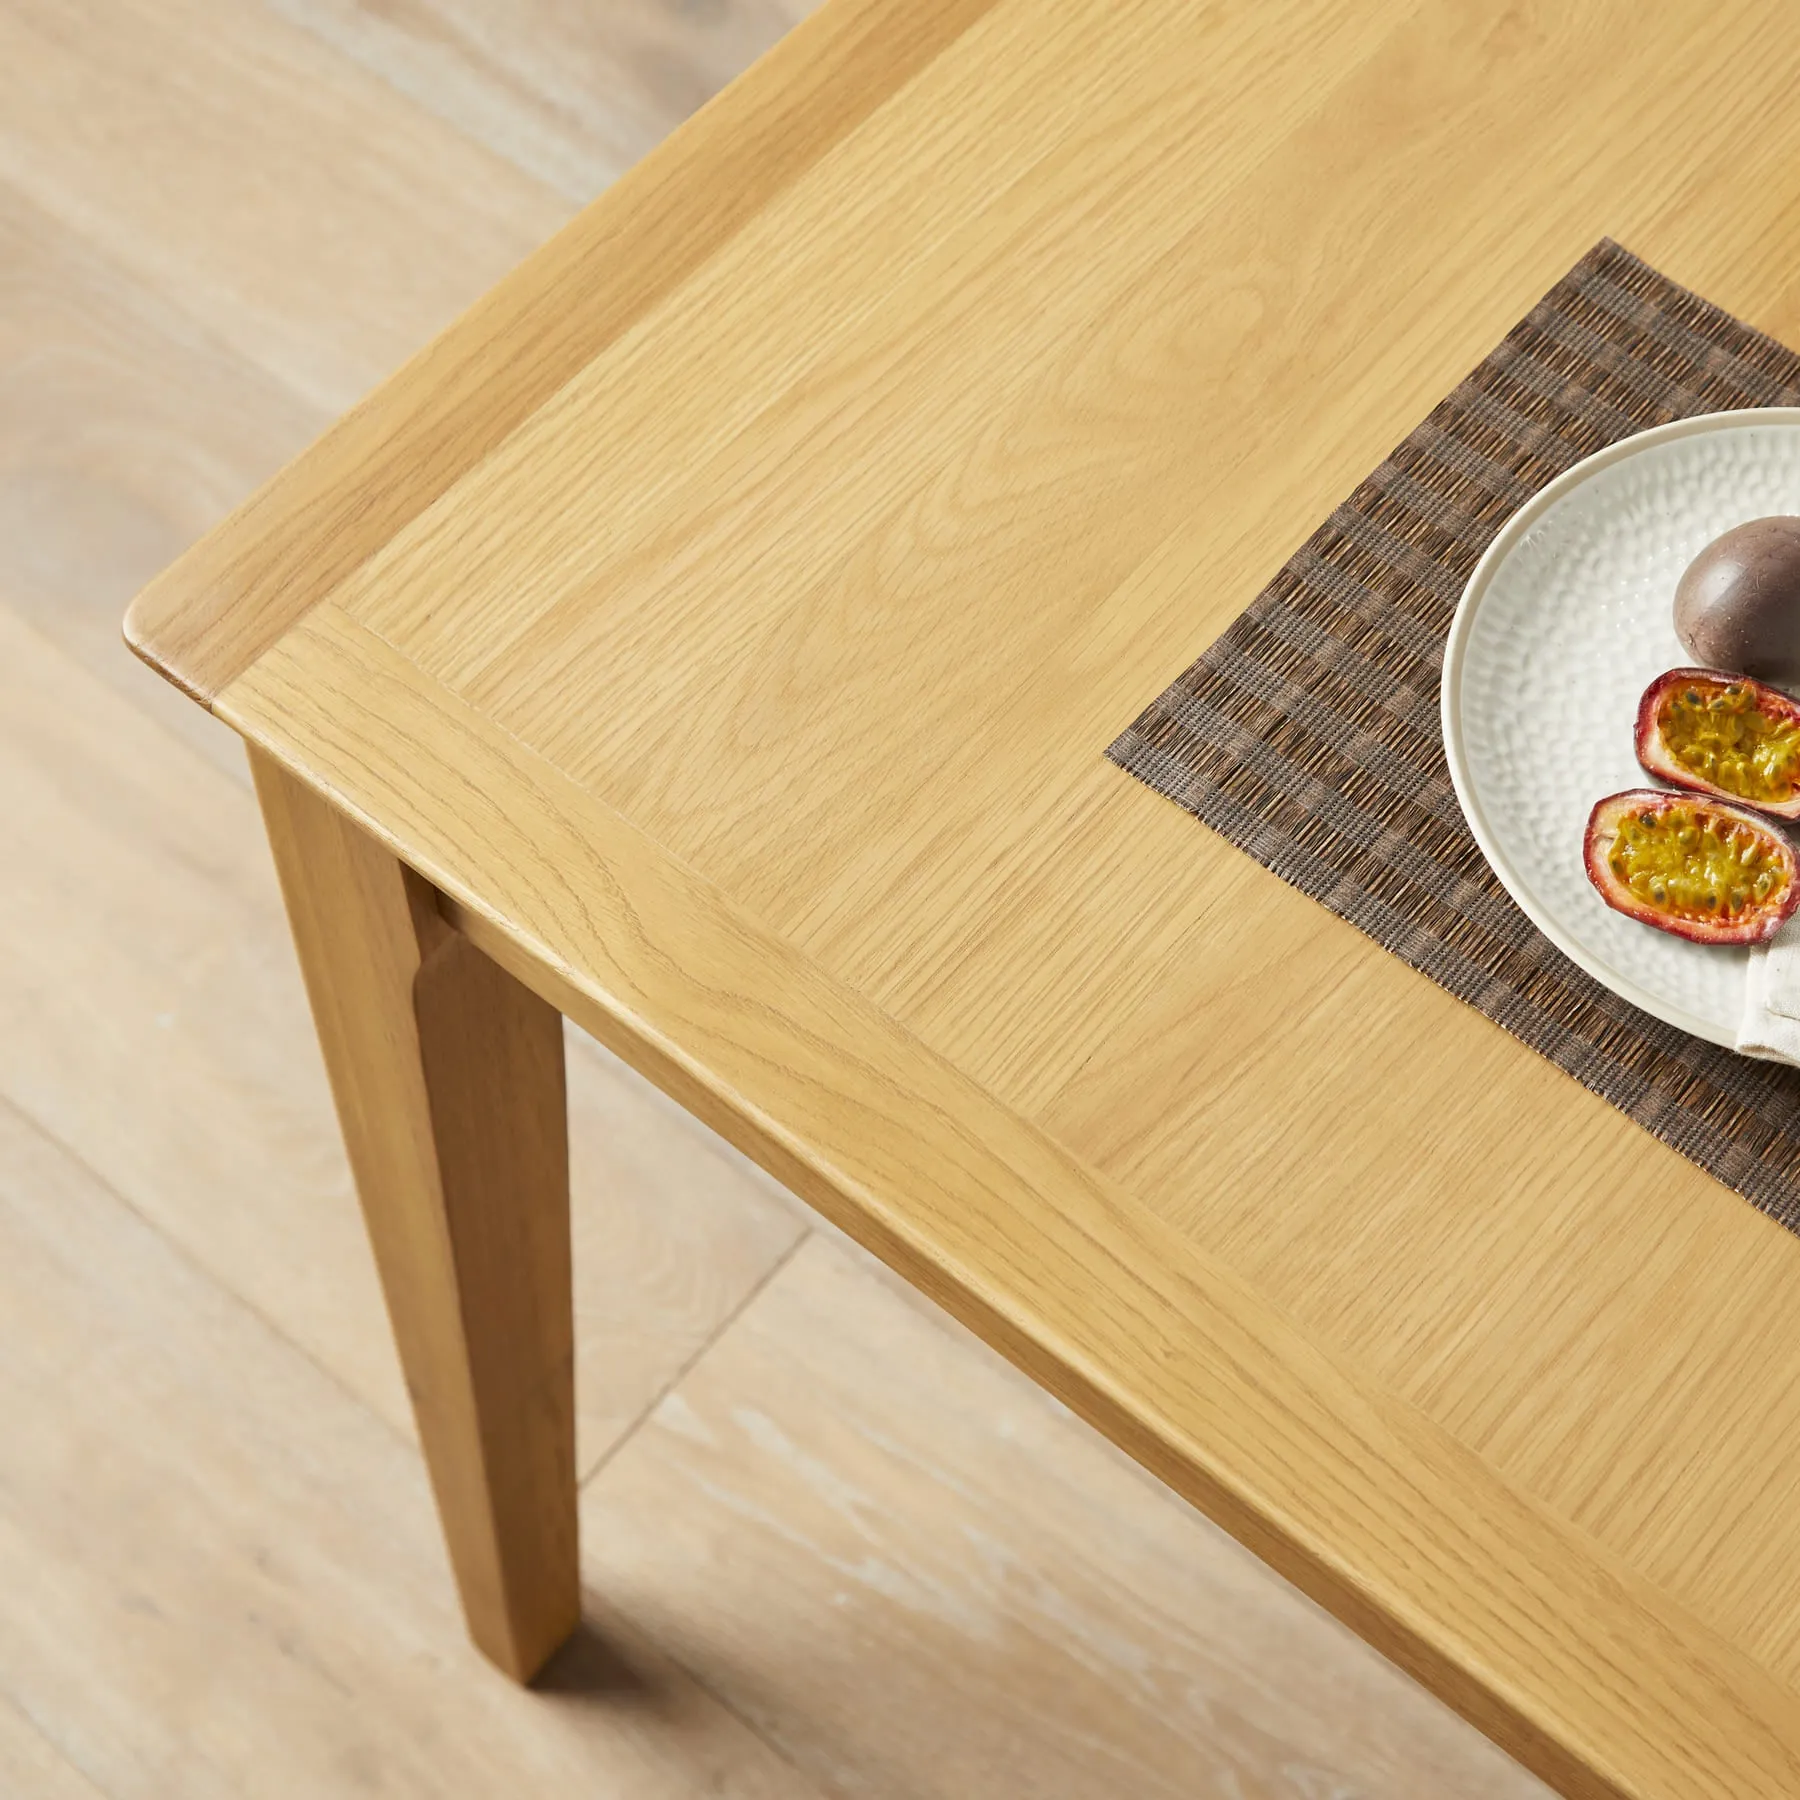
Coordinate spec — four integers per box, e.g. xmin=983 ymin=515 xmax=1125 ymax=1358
xmin=1635 ymin=667 xmax=1800 ymax=820
xmin=1584 ymin=789 xmax=1799 ymax=946
xmin=1674 ymin=516 xmax=1800 ymax=682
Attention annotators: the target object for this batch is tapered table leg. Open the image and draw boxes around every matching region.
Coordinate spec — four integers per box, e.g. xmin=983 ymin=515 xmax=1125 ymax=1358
xmin=251 ymin=748 xmax=577 ymax=1681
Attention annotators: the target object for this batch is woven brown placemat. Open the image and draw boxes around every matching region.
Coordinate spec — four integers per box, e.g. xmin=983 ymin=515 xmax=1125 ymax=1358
xmin=1109 ymin=239 xmax=1800 ymax=1233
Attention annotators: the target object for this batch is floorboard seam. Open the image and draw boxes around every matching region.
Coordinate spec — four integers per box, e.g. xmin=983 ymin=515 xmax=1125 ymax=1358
xmin=578 ymin=1227 xmax=813 ymax=1490
xmin=0 ymin=1089 xmax=423 ymax=1459
xmin=0 ymin=1689 xmax=117 ymax=1800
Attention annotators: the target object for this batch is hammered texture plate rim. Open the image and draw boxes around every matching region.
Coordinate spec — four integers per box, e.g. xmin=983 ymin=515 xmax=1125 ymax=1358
xmin=1441 ymin=405 xmax=1800 ymax=1050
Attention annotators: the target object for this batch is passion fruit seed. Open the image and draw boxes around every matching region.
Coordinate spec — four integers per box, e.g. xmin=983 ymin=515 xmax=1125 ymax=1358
xmin=1658 ymin=678 xmax=1800 ymax=804
xmin=1607 ymin=802 xmax=1788 ymax=921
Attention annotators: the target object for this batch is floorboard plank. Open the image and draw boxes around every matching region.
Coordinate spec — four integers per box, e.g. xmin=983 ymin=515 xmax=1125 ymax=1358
xmin=0 ymin=1096 xmax=822 ymax=1800
xmin=0 ymin=0 xmax=571 ymax=411
xmin=0 ymin=175 xmax=324 ymax=784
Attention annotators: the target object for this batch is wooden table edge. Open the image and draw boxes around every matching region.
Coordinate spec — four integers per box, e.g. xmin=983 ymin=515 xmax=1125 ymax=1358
xmin=207 ymin=599 xmax=1800 ymax=1800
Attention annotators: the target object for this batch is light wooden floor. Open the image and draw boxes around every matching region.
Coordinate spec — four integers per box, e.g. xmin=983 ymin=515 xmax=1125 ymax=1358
xmin=0 ymin=4 xmax=1557 ymax=1793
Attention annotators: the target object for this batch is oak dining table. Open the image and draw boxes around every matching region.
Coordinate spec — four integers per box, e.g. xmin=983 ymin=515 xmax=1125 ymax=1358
xmin=124 ymin=3 xmax=1800 ymax=1795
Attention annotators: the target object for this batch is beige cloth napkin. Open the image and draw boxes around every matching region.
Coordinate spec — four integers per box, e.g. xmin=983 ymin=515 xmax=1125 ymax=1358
xmin=1739 ymin=917 xmax=1800 ymax=1061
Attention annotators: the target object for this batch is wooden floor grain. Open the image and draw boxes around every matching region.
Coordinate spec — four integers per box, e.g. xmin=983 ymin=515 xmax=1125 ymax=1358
xmin=0 ymin=1 xmax=1553 ymax=1792
xmin=0 ymin=173 xmax=319 ymax=780
xmin=0 ymin=1097 xmax=820 ymax=1800
xmin=0 ymin=0 xmax=567 ymax=411
xmin=266 ymin=0 xmax=817 ymax=202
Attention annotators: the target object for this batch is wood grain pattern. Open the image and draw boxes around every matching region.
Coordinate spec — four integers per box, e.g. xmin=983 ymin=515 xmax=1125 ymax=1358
xmin=127 ymin=0 xmax=1800 ymax=1787
xmin=0 ymin=1094 xmax=823 ymax=1799
xmin=217 ymin=603 xmax=1800 ymax=1799
xmin=334 ymin=0 xmax=1410 ymax=704
xmin=253 ymin=748 xmax=579 ymax=1678
xmin=586 ymin=1231 xmax=1548 ymax=1799
xmin=122 ymin=0 xmax=994 ymax=703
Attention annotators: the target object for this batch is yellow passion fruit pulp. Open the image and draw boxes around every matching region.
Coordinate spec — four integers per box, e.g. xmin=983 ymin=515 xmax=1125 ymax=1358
xmin=1608 ymin=803 xmax=1784 ymax=920
xmin=1585 ymin=789 xmax=1800 ymax=946
xmin=1637 ymin=668 xmax=1800 ymax=818
xmin=1657 ymin=683 xmax=1800 ymax=803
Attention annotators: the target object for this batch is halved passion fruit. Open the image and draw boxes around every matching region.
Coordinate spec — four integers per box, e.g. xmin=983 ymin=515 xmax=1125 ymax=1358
xmin=1635 ymin=667 xmax=1800 ymax=818
xmin=1585 ymin=790 xmax=1799 ymax=945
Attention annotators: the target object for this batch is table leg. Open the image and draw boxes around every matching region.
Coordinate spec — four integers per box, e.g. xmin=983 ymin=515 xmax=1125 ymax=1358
xmin=250 ymin=748 xmax=578 ymax=1681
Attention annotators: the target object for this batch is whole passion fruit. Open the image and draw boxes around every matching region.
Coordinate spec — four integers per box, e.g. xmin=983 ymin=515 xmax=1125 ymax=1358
xmin=1674 ymin=517 xmax=1800 ymax=682
xmin=1585 ymin=790 xmax=1799 ymax=945
xmin=1635 ymin=668 xmax=1800 ymax=819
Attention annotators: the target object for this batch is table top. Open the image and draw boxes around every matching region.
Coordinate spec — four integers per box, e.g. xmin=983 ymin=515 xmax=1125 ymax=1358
xmin=127 ymin=2 xmax=1800 ymax=1790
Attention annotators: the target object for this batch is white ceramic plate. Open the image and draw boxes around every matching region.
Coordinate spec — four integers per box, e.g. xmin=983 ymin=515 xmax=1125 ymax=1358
xmin=1441 ymin=408 xmax=1800 ymax=1048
